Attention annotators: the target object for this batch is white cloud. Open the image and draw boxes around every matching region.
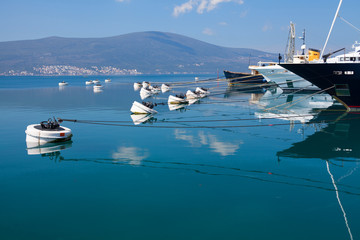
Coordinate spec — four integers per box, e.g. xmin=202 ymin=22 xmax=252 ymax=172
xmin=202 ymin=28 xmax=215 ymax=36
xmin=218 ymin=21 xmax=228 ymax=26
xmin=262 ymin=23 xmax=273 ymax=32
xmin=173 ymin=0 xmax=244 ymax=17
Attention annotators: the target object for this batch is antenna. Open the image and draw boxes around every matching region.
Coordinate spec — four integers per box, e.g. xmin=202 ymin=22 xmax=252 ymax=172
xmin=299 ymin=29 xmax=306 ymax=55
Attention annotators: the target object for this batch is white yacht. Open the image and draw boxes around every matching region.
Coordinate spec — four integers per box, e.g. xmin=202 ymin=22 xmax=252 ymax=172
xmin=249 ymin=23 xmax=320 ymax=91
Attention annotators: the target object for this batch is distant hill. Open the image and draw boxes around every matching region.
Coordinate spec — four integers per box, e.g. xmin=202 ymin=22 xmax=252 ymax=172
xmin=0 ymin=31 xmax=277 ymax=75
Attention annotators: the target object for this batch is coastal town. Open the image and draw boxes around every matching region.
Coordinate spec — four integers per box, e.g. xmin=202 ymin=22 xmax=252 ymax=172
xmin=1 ymin=65 xmax=141 ymax=76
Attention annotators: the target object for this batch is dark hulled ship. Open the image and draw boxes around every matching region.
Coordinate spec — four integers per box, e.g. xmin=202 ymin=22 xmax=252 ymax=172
xmin=223 ymin=70 xmax=266 ymax=85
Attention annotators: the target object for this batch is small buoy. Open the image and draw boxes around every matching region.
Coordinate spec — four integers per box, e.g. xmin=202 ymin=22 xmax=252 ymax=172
xmin=25 ymin=117 xmax=72 ymax=145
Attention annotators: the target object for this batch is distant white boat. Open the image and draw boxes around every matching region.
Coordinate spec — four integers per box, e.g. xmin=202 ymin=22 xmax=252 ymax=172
xmin=134 ymin=82 xmax=142 ymax=91
xmin=161 ymin=84 xmax=171 ymax=93
xmin=93 ymin=79 xmax=100 ymax=84
xmin=58 ymin=81 xmax=68 ymax=86
xmin=85 ymin=80 xmax=93 ymax=85
xmin=105 ymin=79 xmax=111 ymax=83
xmin=130 ymin=101 xmax=158 ymax=114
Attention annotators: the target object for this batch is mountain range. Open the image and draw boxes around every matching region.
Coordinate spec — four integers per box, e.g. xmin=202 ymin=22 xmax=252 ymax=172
xmin=0 ymin=31 xmax=278 ymax=75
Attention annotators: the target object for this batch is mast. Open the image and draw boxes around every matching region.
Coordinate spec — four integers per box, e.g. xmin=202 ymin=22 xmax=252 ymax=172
xmin=285 ymin=22 xmax=296 ymax=63
xmin=320 ymin=0 xmax=343 ymax=60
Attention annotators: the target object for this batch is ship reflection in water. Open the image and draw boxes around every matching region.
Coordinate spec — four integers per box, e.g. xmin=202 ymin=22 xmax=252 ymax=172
xmin=277 ymin=111 xmax=360 ymax=240
xmin=255 ymin=87 xmax=335 ymax=125
xmin=277 ymin=111 xmax=360 ymax=160
xmin=26 ymin=141 xmax=72 ymax=161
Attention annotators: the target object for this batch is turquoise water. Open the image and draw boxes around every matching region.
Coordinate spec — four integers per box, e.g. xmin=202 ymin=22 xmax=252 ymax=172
xmin=0 ymin=75 xmax=359 ymax=240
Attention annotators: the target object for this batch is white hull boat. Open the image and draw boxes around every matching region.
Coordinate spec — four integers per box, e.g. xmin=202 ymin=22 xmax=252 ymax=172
xmin=186 ymin=90 xmax=202 ymax=99
xmin=134 ymin=82 xmax=142 ymax=91
xmin=25 ymin=119 xmax=72 ymax=145
xmin=140 ymin=87 xmax=153 ymax=100
xmin=130 ymin=101 xmax=158 ymax=114
xmin=149 ymin=85 xmax=161 ymax=94
xmin=168 ymin=95 xmax=188 ymax=104
xmin=105 ymin=79 xmax=111 ymax=83
xmin=195 ymin=87 xmax=210 ymax=96
xmin=85 ymin=80 xmax=93 ymax=85
xmin=161 ymin=84 xmax=171 ymax=93
xmin=58 ymin=81 xmax=68 ymax=86
xmin=142 ymin=81 xmax=150 ymax=88
xmin=249 ymin=64 xmax=319 ymax=90
xmin=93 ymin=80 xmax=100 ymax=84
xmin=93 ymin=84 xmax=104 ymax=90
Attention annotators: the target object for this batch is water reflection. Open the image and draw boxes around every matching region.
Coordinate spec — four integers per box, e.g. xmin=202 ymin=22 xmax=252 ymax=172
xmin=277 ymin=112 xmax=360 ymax=160
xmin=174 ymin=129 xmax=243 ymax=156
xmin=26 ymin=141 xmax=72 ymax=161
xmin=130 ymin=114 xmax=156 ymax=125
xmin=255 ymin=87 xmax=334 ymax=124
xmin=112 ymin=146 xmax=149 ymax=165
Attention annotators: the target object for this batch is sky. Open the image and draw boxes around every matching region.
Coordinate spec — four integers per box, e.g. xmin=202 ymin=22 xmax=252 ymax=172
xmin=0 ymin=0 xmax=359 ymax=53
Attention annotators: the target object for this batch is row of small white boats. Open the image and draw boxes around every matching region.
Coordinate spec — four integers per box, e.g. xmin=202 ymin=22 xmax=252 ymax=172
xmin=130 ymin=85 xmax=210 ymax=115
xmin=58 ymin=79 xmax=111 ymax=87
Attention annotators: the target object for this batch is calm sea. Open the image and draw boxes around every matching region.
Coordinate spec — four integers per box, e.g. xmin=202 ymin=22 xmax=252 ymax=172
xmin=0 ymin=75 xmax=359 ymax=240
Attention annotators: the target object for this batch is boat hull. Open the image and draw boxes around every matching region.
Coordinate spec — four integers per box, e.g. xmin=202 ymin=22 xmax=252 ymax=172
xmin=249 ymin=65 xmax=319 ymax=90
xmin=224 ymin=70 xmax=266 ymax=84
xmin=280 ymin=63 xmax=360 ymax=111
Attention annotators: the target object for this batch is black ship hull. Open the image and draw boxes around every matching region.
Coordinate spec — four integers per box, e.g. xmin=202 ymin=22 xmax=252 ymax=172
xmin=224 ymin=70 xmax=265 ymax=84
xmin=280 ymin=63 xmax=360 ymax=111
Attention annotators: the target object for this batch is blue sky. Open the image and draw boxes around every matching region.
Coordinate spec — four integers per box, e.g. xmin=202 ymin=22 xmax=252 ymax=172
xmin=0 ymin=0 xmax=359 ymax=53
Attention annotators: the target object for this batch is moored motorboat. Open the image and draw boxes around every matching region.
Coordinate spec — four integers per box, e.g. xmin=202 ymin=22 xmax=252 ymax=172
xmin=93 ymin=84 xmax=104 ymax=90
xmin=58 ymin=81 xmax=68 ymax=86
xmin=142 ymin=81 xmax=150 ymax=88
xmin=134 ymin=82 xmax=142 ymax=91
xmin=186 ymin=90 xmax=203 ymax=99
xmin=105 ymin=78 xmax=111 ymax=83
xmin=195 ymin=87 xmax=210 ymax=96
xmin=224 ymin=70 xmax=266 ymax=85
xmin=130 ymin=101 xmax=158 ymax=114
xmin=85 ymin=80 xmax=94 ymax=85
xmin=140 ymin=87 xmax=153 ymax=99
xmin=25 ymin=118 xmax=72 ymax=145
xmin=149 ymin=85 xmax=161 ymax=94
xmin=168 ymin=94 xmax=188 ymax=104
xmin=161 ymin=84 xmax=171 ymax=93
xmin=93 ymin=79 xmax=100 ymax=84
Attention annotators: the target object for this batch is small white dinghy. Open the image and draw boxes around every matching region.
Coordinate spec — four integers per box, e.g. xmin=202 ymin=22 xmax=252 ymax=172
xmin=195 ymin=87 xmax=210 ymax=96
xmin=168 ymin=94 xmax=188 ymax=104
xmin=134 ymin=82 xmax=142 ymax=91
xmin=149 ymin=85 xmax=161 ymax=94
xmin=105 ymin=78 xmax=111 ymax=83
xmin=25 ymin=118 xmax=72 ymax=145
xmin=93 ymin=79 xmax=100 ymax=84
xmin=140 ymin=87 xmax=153 ymax=100
xmin=130 ymin=101 xmax=158 ymax=114
xmin=85 ymin=80 xmax=93 ymax=85
xmin=93 ymin=84 xmax=104 ymax=90
xmin=142 ymin=81 xmax=150 ymax=88
xmin=186 ymin=90 xmax=202 ymax=99
xmin=161 ymin=84 xmax=171 ymax=93
xmin=59 ymin=81 xmax=68 ymax=86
